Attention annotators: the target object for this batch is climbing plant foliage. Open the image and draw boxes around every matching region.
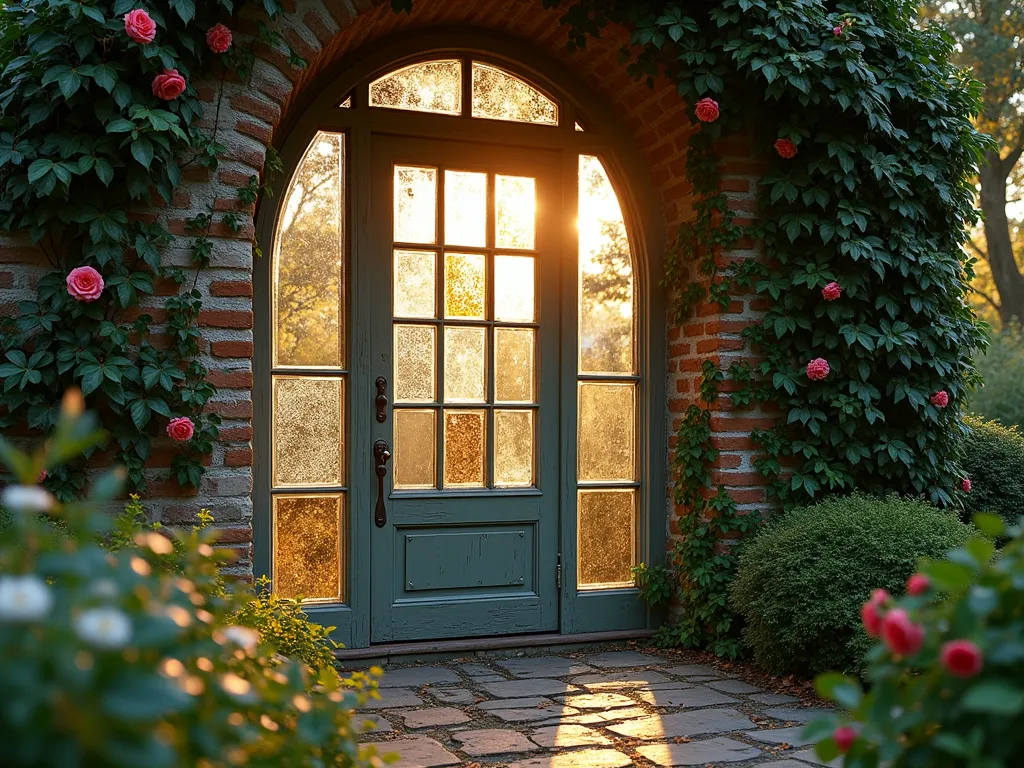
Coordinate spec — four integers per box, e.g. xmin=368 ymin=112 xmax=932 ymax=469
xmin=538 ymin=0 xmax=990 ymax=655
xmin=0 ymin=0 xmax=297 ymax=499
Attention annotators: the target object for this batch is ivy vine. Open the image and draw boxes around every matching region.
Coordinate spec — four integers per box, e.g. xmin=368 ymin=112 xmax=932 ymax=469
xmin=0 ymin=0 xmax=299 ymax=500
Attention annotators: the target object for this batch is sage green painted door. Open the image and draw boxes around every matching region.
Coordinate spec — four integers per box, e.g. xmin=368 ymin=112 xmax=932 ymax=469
xmin=366 ymin=135 xmax=561 ymax=642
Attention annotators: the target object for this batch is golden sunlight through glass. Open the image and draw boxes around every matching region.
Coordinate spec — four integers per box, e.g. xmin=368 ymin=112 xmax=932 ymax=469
xmin=496 ymin=175 xmax=536 ymax=250
xmin=394 ymin=324 xmax=436 ymax=402
xmin=394 ymin=166 xmax=437 ymax=244
xmin=444 ymin=410 xmax=486 ymax=487
xmin=578 ymin=489 xmax=636 ymax=588
xmin=445 ymin=171 xmax=487 ymax=248
xmin=369 ymin=60 xmax=462 ymax=115
xmin=394 ymin=250 xmax=436 ymax=318
xmin=273 ymin=495 xmax=343 ymax=601
xmin=471 ymin=62 xmax=558 ymax=125
xmin=394 ymin=409 xmax=437 ymax=489
xmin=272 ymin=377 xmax=344 ymax=487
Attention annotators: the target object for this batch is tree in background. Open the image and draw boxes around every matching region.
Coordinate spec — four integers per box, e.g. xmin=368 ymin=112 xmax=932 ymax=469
xmin=922 ymin=0 xmax=1024 ymax=327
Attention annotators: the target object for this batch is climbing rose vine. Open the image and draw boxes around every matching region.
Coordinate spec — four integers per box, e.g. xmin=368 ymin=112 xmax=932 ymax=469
xmin=0 ymin=0 xmax=299 ymax=499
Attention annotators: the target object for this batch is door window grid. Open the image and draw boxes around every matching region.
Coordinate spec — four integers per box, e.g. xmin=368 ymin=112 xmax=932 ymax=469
xmin=391 ymin=164 xmax=539 ymax=491
xmin=270 ymin=131 xmax=348 ymax=603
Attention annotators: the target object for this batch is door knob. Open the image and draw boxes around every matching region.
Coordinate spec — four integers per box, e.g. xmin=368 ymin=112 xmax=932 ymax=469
xmin=374 ymin=439 xmax=391 ymax=528
xmin=375 ymin=377 xmax=388 ymax=423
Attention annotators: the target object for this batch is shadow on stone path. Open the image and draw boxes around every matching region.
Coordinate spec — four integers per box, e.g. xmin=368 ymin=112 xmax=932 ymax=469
xmin=350 ymin=643 xmax=839 ymax=767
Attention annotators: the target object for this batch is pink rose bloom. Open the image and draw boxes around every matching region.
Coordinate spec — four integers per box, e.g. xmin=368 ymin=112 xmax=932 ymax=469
xmin=940 ymin=639 xmax=983 ymax=678
xmin=833 ymin=26 xmax=844 ymax=36
xmin=38 ymin=469 xmax=47 ymax=483
xmin=694 ymin=97 xmax=720 ymax=123
xmin=961 ymin=477 xmax=972 ymax=493
xmin=906 ymin=573 xmax=929 ymax=596
xmin=881 ymin=608 xmax=924 ymax=656
xmin=66 ymin=266 xmax=104 ymax=302
xmin=167 ymin=416 xmax=195 ymax=442
xmin=806 ymin=357 xmax=830 ymax=381
xmin=861 ymin=588 xmax=888 ymax=637
xmin=930 ymin=390 xmax=949 ymax=408
xmin=822 ymin=281 xmax=842 ymax=301
xmin=774 ymin=138 xmax=797 ymax=159
xmin=152 ymin=69 xmax=186 ymax=101
xmin=124 ymin=8 xmax=156 ymax=44
xmin=206 ymin=23 xmax=232 ymax=54
xmin=834 ymin=725 xmax=857 ymax=753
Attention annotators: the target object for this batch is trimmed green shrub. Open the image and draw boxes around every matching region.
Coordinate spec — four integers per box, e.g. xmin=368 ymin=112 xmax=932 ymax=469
xmin=961 ymin=415 xmax=1024 ymax=526
xmin=809 ymin=513 xmax=1018 ymax=767
xmin=731 ymin=494 xmax=973 ymax=677
xmin=970 ymin=322 xmax=1024 ymax=429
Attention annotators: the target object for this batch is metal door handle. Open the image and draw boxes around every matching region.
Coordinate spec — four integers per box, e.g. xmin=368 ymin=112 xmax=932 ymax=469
xmin=375 ymin=377 xmax=388 ymax=423
xmin=374 ymin=439 xmax=391 ymax=528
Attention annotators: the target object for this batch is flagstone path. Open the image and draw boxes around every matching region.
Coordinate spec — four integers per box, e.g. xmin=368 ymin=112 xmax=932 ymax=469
xmin=353 ymin=645 xmax=839 ymax=767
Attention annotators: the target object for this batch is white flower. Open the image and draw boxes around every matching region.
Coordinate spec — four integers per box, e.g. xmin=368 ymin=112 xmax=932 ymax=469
xmin=74 ymin=607 xmax=132 ymax=649
xmin=1 ymin=485 xmax=55 ymax=514
xmin=221 ymin=625 xmax=260 ymax=651
xmin=0 ymin=575 xmax=53 ymax=622
xmin=90 ymin=579 xmax=119 ymax=599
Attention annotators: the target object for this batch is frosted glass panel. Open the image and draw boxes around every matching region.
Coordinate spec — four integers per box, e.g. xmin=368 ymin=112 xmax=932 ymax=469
xmin=496 ymin=175 xmax=536 ymax=250
xmin=495 ymin=409 xmax=533 ymax=487
xmin=273 ymin=495 xmax=343 ymax=601
xmin=579 ymin=155 xmax=635 ymax=374
xmin=495 ymin=328 xmax=534 ymax=403
xmin=445 ymin=171 xmax=487 ymax=248
xmin=394 ymin=409 xmax=436 ymax=489
xmin=395 ymin=324 xmax=436 ymax=402
xmin=445 ymin=253 xmax=486 ymax=319
xmin=444 ymin=326 xmax=486 ymax=402
xmin=395 ymin=166 xmax=437 ymax=244
xmin=494 ymin=255 xmax=534 ymax=322
xmin=578 ymin=490 xmax=635 ymax=588
xmin=273 ymin=377 xmax=343 ymax=487
xmin=578 ymin=382 xmax=635 ymax=482
xmin=472 ymin=63 xmax=558 ymax=125
xmin=444 ymin=410 xmax=486 ymax=487
xmin=274 ymin=132 xmax=344 ymax=367
xmin=394 ymin=250 xmax=436 ymax=318
xmin=369 ymin=59 xmax=462 ymax=115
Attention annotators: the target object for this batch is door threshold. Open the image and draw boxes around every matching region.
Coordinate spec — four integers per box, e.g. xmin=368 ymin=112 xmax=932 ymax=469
xmin=334 ymin=628 xmax=656 ymax=663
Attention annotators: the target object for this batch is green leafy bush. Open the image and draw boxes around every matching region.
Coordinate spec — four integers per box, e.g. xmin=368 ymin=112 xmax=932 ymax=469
xmin=809 ymin=513 xmax=1020 ymax=767
xmin=960 ymin=415 xmax=1024 ymax=526
xmin=970 ymin=322 xmax=1024 ymax=429
xmin=108 ymin=495 xmax=341 ymax=671
xmin=731 ymin=494 xmax=972 ymax=677
xmin=0 ymin=394 xmax=380 ymax=767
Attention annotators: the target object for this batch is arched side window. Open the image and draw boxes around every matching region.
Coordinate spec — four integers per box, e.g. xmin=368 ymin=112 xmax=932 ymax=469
xmin=258 ymin=48 xmax=657 ymax=646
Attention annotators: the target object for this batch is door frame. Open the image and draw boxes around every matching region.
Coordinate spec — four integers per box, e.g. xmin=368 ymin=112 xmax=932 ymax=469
xmin=253 ymin=29 xmax=668 ymax=649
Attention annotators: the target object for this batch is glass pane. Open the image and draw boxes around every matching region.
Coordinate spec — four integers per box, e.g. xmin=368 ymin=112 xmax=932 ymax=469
xmin=578 ymin=489 xmax=635 ymax=589
xmin=496 ymin=175 xmax=536 ymax=250
xmin=471 ymin=62 xmax=558 ymax=125
xmin=395 ymin=166 xmax=437 ymax=244
xmin=444 ymin=326 xmax=486 ymax=402
xmin=495 ymin=328 xmax=534 ymax=403
xmin=394 ymin=409 xmax=436 ymax=489
xmin=445 ymin=171 xmax=487 ymax=247
xmin=444 ymin=410 xmax=486 ymax=487
xmin=274 ymin=132 xmax=344 ymax=367
xmin=394 ymin=249 xmax=436 ymax=318
xmin=579 ymin=155 xmax=635 ymax=374
xmin=494 ymin=255 xmax=535 ymax=322
xmin=369 ymin=59 xmax=462 ymax=115
xmin=395 ymin=324 xmax=436 ymax=402
xmin=578 ymin=382 xmax=635 ymax=482
xmin=339 ymin=95 xmax=352 ymax=108
xmin=444 ymin=252 xmax=486 ymax=319
xmin=273 ymin=377 xmax=344 ymax=487
xmin=495 ymin=409 xmax=533 ymax=487
xmin=273 ymin=495 xmax=343 ymax=601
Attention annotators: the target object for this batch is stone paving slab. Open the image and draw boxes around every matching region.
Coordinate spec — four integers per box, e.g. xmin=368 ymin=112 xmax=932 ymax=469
xmin=746 ymin=725 xmax=817 ymax=746
xmin=528 ymin=723 xmax=612 ymax=747
xmin=454 ymin=728 xmax=538 ymax=756
xmin=378 ymin=666 xmax=462 ymax=688
xmin=504 ymin=750 xmax=634 ymax=768
xmin=380 ymin=736 xmax=460 ymax=767
xmin=358 ymin=643 xmax=832 ymax=767
xmin=791 ymin=748 xmax=842 ymax=766
xmin=636 ymin=685 xmax=739 ymax=708
xmin=608 ymin=708 xmax=755 ymax=740
xmin=353 ymin=714 xmax=392 ymax=734
xmin=637 ymin=737 xmax=763 ymax=766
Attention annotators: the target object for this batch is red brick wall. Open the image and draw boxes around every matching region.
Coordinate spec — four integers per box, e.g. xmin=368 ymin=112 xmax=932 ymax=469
xmin=0 ymin=0 xmax=768 ymax=574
